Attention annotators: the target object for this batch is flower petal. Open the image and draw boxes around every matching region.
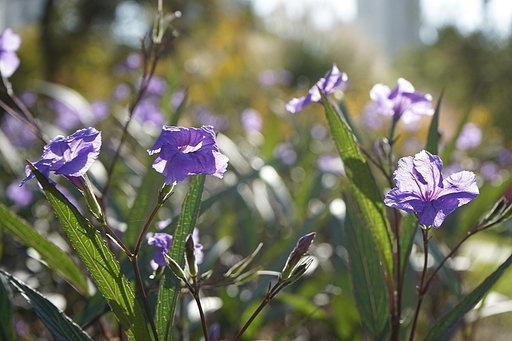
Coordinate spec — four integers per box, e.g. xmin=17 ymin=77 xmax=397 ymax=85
xmin=0 ymin=51 xmax=20 ymax=78
xmin=438 ymin=171 xmax=479 ymax=207
xmin=411 ymin=150 xmax=443 ymax=198
xmin=416 ymin=197 xmax=460 ymax=228
xmin=285 ymin=94 xmax=312 ymax=114
xmin=384 ymin=188 xmax=426 ymax=213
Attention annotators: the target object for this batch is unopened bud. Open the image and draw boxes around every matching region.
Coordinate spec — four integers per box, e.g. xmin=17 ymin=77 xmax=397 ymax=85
xmin=158 ymin=184 xmax=175 ymax=204
xmin=81 ymin=175 xmax=105 ymax=223
xmin=163 ymin=253 xmax=187 ymax=281
xmin=281 ymin=232 xmax=316 ymax=280
xmin=286 ymin=257 xmax=313 ymax=285
xmin=185 ymin=234 xmax=198 ymax=277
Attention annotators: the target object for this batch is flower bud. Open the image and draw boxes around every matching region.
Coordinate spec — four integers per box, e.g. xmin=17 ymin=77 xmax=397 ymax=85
xmin=185 ymin=234 xmax=198 ymax=277
xmin=158 ymin=184 xmax=175 ymax=204
xmin=163 ymin=253 xmax=187 ymax=282
xmin=281 ymin=232 xmax=315 ymax=280
xmin=81 ymin=175 xmax=105 ymax=223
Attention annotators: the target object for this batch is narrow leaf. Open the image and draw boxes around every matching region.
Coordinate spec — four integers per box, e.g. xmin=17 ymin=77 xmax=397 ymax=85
xmin=426 ymin=89 xmax=443 ymax=154
xmin=345 ymin=202 xmax=390 ymax=341
xmin=31 ymin=168 xmax=151 ymax=341
xmin=320 ymin=94 xmax=393 ymax=274
xmin=155 ymin=174 xmax=206 ymax=340
xmin=0 ymin=269 xmax=92 ymax=341
xmin=425 ymin=253 xmax=512 ymax=341
xmin=0 ymin=204 xmax=88 ymax=294
xmin=400 ymin=214 xmax=418 ymax=279
xmin=0 ymin=274 xmax=14 ymax=341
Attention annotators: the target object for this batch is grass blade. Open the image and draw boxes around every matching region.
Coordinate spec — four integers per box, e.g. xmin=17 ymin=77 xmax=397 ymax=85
xmin=0 ymin=269 xmax=92 ymax=341
xmin=0 ymin=203 xmax=88 ymax=294
xmin=155 ymin=174 xmax=206 ymax=340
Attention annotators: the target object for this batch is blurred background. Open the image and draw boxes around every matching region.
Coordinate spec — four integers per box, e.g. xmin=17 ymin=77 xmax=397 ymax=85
xmin=2 ymin=0 xmax=512 ymax=340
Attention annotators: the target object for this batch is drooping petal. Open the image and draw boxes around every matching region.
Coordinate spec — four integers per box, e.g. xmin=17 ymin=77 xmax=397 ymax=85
xmin=285 ymin=95 xmax=313 ymax=114
xmin=384 ymin=188 xmax=426 ymax=213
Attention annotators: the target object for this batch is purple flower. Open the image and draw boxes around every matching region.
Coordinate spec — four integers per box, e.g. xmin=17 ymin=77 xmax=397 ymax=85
xmin=0 ymin=28 xmax=21 ymax=78
xmin=51 ymin=99 xmax=82 ymax=131
xmin=21 ymin=127 xmax=101 ymax=187
xmin=124 ymin=52 xmax=142 ymax=70
xmin=370 ymin=78 xmax=433 ymax=124
xmin=456 ymin=123 xmax=482 ymax=150
xmin=133 ymin=98 xmax=164 ymax=127
xmin=193 ymin=106 xmax=229 ymax=131
xmin=148 ymin=125 xmax=229 ymax=185
xmin=6 ymin=180 xmax=33 ymax=207
xmin=274 ymin=142 xmax=297 ymax=165
xmin=384 ymin=150 xmax=479 ymax=228
xmin=286 ymin=64 xmax=348 ymax=114
xmin=1 ymin=115 xmax=37 ymax=147
xmin=147 ymin=233 xmax=173 ymax=269
xmin=241 ymin=108 xmax=262 ymax=133
xmin=91 ymin=100 xmax=109 ymax=121
xmin=112 ymin=83 xmax=131 ymax=102
xmin=145 ymin=76 xmax=167 ymax=97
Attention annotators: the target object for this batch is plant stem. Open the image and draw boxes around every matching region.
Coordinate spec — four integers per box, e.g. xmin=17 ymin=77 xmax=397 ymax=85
xmin=132 ymin=256 xmax=159 ymax=341
xmin=390 ymin=208 xmax=402 ymax=341
xmin=102 ymin=38 xmax=162 ymax=199
xmin=409 ymin=226 xmax=430 ymax=341
xmin=232 ymin=281 xmax=285 ymax=341
xmin=190 ymin=286 xmax=210 ymax=341
xmin=133 ymin=202 xmax=164 ymax=256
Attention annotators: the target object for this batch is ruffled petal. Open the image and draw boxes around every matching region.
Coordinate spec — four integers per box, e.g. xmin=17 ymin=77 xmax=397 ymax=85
xmin=384 ymin=188 xmax=426 ymax=213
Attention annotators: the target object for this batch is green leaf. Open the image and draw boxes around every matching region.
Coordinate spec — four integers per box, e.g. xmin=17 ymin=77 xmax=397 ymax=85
xmin=345 ymin=202 xmax=390 ymax=341
xmin=400 ymin=214 xmax=418 ymax=279
xmin=0 ymin=274 xmax=14 ymax=341
xmin=426 ymin=89 xmax=444 ymax=155
xmin=155 ymin=174 xmax=206 ymax=340
xmin=425 ymin=253 xmax=512 ymax=341
xmin=320 ymin=94 xmax=393 ymax=274
xmin=31 ymin=168 xmax=151 ymax=341
xmin=0 ymin=269 xmax=92 ymax=341
xmin=0 ymin=204 xmax=88 ymax=294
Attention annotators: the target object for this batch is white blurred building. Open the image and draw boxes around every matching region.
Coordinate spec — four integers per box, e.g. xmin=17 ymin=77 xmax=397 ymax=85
xmin=357 ymin=0 xmax=421 ymax=57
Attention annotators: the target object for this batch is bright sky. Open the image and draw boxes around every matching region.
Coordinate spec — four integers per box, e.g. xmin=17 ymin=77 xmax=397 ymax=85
xmin=251 ymin=0 xmax=512 ymax=40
